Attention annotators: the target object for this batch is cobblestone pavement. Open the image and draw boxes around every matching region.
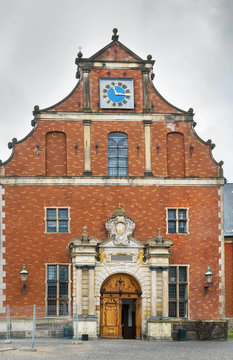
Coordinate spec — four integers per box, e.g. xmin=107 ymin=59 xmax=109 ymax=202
xmin=1 ymin=339 xmax=233 ymax=360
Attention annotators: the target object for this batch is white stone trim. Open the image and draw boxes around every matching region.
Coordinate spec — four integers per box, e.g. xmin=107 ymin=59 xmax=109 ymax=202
xmin=93 ymin=62 xmax=152 ymax=70
xmin=218 ymin=187 xmax=225 ymax=318
xmin=0 ymin=177 xmax=224 ymax=187
xmin=0 ymin=186 xmax=6 ymax=313
xmin=37 ymin=112 xmax=190 ymax=122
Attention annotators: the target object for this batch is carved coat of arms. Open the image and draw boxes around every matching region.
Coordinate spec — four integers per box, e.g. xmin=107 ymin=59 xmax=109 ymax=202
xmin=105 ymin=206 xmax=135 ymax=245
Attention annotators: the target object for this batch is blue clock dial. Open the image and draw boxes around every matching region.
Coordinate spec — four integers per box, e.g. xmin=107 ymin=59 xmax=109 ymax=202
xmin=101 ymin=80 xmax=132 ymax=108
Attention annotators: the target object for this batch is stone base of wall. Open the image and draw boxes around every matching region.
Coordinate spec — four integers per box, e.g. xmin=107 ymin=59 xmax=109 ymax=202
xmin=226 ymin=317 xmax=233 ymax=329
xmin=171 ymin=320 xmax=228 ymax=341
xmin=73 ymin=317 xmax=98 ymax=339
xmin=147 ymin=320 xmax=172 ymax=341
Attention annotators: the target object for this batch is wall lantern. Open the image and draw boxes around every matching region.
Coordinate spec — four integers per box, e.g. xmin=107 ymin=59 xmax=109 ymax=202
xmin=20 ymin=265 xmax=29 ymax=295
xmin=204 ymin=266 xmax=213 ymax=296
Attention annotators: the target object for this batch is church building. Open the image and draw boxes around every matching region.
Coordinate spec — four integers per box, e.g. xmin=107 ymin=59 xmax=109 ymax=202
xmin=0 ymin=29 xmax=227 ymax=340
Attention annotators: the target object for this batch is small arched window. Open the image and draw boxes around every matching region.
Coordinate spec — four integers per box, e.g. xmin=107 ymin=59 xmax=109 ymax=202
xmin=108 ymin=132 xmax=128 ymax=177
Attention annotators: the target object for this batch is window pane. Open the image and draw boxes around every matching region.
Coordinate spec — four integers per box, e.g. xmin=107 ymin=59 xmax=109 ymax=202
xmin=48 ymin=300 xmax=57 ymax=316
xmin=59 ymin=266 xmax=68 ymax=281
xmin=47 ymin=209 xmax=56 ymax=219
xmin=168 ymin=221 xmax=176 ymax=233
xmin=169 ymin=267 xmax=176 ymax=282
xmin=169 ymin=284 xmax=177 ymax=299
xmin=169 ymin=302 xmax=177 ymax=317
xmin=48 ymin=266 xmax=57 ymax=280
xmin=168 ymin=209 xmax=176 ymax=220
xmin=48 ymin=283 xmax=57 ymax=298
xmin=58 ymin=209 xmax=68 ymax=219
xmin=119 ymin=158 xmax=128 ymax=167
xmin=108 ymin=168 xmax=118 ymax=176
xmin=59 ymin=220 xmax=68 ymax=232
xmin=59 ymin=300 xmax=69 ymax=316
xmin=59 ymin=282 xmax=68 ymax=297
xmin=178 ymin=209 xmax=186 ymax=219
xmin=179 ymin=284 xmax=187 ymax=300
xmin=118 ymin=148 xmax=128 ymax=157
xmin=179 ymin=267 xmax=187 ymax=282
xmin=47 ymin=220 xmax=56 ymax=232
xmin=109 ymin=158 xmax=117 ymax=167
xmin=118 ymin=168 xmax=128 ymax=176
xmin=179 ymin=302 xmax=187 ymax=318
xmin=178 ymin=221 xmax=187 ymax=233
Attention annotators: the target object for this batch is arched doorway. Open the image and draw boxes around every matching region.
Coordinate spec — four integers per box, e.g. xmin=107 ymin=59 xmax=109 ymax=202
xmin=100 ymin=273 xmax=142 ymax=339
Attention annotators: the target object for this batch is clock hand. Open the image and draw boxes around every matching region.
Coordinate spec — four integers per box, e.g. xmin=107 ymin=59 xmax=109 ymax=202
xmin=111 ymin=86 xmax=118 ymax=95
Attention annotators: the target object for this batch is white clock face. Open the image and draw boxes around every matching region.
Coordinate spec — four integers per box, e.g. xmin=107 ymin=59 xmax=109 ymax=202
xmin=100 ymin=78 xmax=134 ymax=109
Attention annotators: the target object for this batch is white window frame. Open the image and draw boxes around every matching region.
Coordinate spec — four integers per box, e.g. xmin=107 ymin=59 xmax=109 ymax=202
xmin=166 ymin=207 xmax=189 ymax=234
xmin=168 ymin=264 xmax=190 ymax=319
xmin=45 ymin=263 xmax=71 ymax=317
xmin=44 ymin=207 xmax=71 ymax=233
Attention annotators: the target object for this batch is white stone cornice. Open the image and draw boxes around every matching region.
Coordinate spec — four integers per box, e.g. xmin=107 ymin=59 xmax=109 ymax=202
xmin=37 ymin=112 xmax=190 ymax=122
xmin=0 ymin=177 xmax=225 ymax=187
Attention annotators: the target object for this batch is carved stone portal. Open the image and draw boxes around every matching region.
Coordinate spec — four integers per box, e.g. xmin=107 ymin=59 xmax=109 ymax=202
xmin=105 ymin=206 xmax=135 ymax=245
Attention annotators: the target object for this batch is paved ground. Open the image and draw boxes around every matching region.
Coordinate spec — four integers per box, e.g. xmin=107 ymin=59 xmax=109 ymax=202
xmin=1 ymin=338 xmax=233 ymax=360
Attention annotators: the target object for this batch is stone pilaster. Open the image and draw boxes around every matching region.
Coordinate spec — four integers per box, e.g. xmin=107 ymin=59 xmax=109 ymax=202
xmin=87 ymin=265 xmax=96 ymax=317
xmin=162 ymin=267 xmax=169 ymax=318
xmin=75 ymin=265 xmax=84 ymax=317
xmin=0 ymin=186 xmax=6 ymax=313
xmin=143 ymin=120 xmax=153 ymax=177
xmin=150 ymin=266 xmax=157 ymax=318
xmin=142 ymin=70 xmax=150 ymax=113
xmin=83 ymin=68 xmax=91 ymax=113
xmin=83 ymin=120 xmax=92 ymax=176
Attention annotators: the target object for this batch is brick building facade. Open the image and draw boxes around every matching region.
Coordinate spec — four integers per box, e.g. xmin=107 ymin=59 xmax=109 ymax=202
xmin=0 ymin=29 xmax=227 ymax=340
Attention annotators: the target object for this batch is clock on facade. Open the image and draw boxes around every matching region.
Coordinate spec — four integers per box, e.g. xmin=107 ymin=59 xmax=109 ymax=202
xmin=99 ymin=78 xmax=134 ymax=109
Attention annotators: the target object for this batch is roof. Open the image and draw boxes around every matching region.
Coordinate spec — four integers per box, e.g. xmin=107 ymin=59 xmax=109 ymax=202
xmin=224 ymin=183 xmax=233 ymax=236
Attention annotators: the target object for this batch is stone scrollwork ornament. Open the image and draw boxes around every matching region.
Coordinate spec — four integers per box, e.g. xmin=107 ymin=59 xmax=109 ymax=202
xmin=106 ymin=205 xmax=135 ymax=245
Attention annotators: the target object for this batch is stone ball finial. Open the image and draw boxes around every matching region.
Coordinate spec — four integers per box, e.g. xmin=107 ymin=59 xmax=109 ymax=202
xmin=147 ymin=54 xmax=152 ymax=61
xmin=77 ymin=51 xmax=83 ymax=59
xmin=112 ymin=28 xmax=119 ymax=41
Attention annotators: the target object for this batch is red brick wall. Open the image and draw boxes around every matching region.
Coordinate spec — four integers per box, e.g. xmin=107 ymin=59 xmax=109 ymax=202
xmin=46 ymin=132 xmax=67 ymax=176
xmin=3 ymin=184 xmax=221 ymax=320
xmin=93 ymin=43 xmax=138 ymax=61
xmin=225 ymin=241 xmax=233 ymax=316
xmin=167 ymin=132 xmax=185 ymax=177
xmin=4 ymin=120 xmax=219 ymax=178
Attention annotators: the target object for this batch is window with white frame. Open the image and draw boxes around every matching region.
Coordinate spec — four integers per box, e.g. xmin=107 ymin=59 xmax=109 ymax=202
xmin=167 ymin=208 xmax=188 ymax=234
xmin=46 ymin=264 xmax=70 ymax=316
xmin=45 ymin=208 xmax=70 ymax=233
xmin=108 ymin=132 xmax=128 ymax=176
xmin=169 ymin=266 xmax=189 ymax=318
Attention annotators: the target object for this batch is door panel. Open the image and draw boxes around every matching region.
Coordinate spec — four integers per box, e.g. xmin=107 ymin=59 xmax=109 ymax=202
xmin=101 ymin=297 xmax=121 ymax=338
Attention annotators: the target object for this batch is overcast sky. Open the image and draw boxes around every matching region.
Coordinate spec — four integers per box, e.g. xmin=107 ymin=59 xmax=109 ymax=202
xmin=0 ymin=0 xmax=232 ymax=181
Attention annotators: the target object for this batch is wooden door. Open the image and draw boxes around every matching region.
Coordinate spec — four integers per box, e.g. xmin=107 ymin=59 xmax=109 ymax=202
xmin=100 ymin=273 xmax=142 ymax=339
xmin=100 ymin=297 xmax=122 ymax=338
